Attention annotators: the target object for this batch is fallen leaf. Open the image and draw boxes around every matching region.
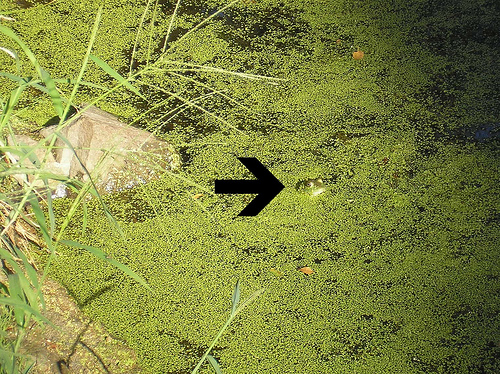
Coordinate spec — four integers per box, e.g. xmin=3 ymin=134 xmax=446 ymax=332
xmin=298 ymin=266 xmax=314 ymax=275
xmin=192 ymin=193 xmax=204 ymax=200
xmin=353 ymin=48 xmax=364 ymax=60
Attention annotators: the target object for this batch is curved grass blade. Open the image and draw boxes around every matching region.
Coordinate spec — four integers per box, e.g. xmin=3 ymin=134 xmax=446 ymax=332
xmin=60 ymin=240 xmax=151 ymax=292
xmin=0 ymin=26 xmax=63 ymax=117
xmin=206 ymin=354 xmax=222 ymax=374
xmin=0 ymin=248 xmax=41 ymax=319
xmin=231 ymin=280 xmax=240 ymax=316
xmin=39 ymin=68 xmax=63 ymax=118
xmin=26 ymin=193 xmax=54 ymax=253
xmin=129 ymin=0 xmax=153 ymax=77
xmin=61 ymin=5 xmax=103 ymax=124
xmin=90 ymin=54 xmax=146 ymax=100
xmin=0 ymin=84 xmax=28 ymax=130
xmin=145 ymin=0 xmax=159 ymax=66
xmin=0 ymin=46 xmax=18 ymax=60
xmin=46 ymin=129 xmax=124 ymax=239
xmin=162 ymin=0 xmax=182 ymax=53
xmin=160 ymin=0 xmax=240 ymax=58
xmin=0 ymin=297 xmax=52 ymax=326
xmin=191 ymin=284 xmax=265 ymax=374
xmin=0 ymin=72 xmax=110 ymax=94
xmin=22 ymin=361 xmax=35 ymax=374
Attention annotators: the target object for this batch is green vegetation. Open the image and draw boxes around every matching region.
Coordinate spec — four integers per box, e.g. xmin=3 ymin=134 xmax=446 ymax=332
xmin=1 ymin=0 xmax=499 ymax=373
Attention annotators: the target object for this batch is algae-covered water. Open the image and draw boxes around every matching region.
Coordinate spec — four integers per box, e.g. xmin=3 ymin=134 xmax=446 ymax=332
xmin=1 ymin=0 xmax=499 ymax=372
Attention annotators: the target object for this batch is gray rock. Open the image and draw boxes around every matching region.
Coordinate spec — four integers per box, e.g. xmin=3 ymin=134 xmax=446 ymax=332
xmin=7 ymin=105 xmax=181 ymax=197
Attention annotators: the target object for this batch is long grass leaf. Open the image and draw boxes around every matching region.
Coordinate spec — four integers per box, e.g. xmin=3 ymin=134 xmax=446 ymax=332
xmin=206 ymin=354 xmax=222 ymax=374
xmin=136 ymin=79 xmax=243 ymax=134
xmin=0 ymin=25 xmax=39 ymax=73
xmin=11 ymin=250 xmax=41 ymax=307
xmin=6 ymin=273 xmax=29 ymax=327
xmin=39 ymin=68 xmax=63 ymax=117
xmin=0 ymin=46 xmax=17 ymax=60
xmin=0 ymin=348 xmax=15 ymax=374
xmin=129 ymin=0 xmax=152 ymax=77
xmin=0 ymin=250 xmax=38 ymax=312
xmin=231 ymin=280 xmax=240 ymax=316
xmin=146 ymin=0 xmax=159 ymax=66
xmin=62 ymin=5 xmax=103 ymax=123
xmin=160 ymin=60 xmax=285 ymax=83
xmin=26 ymin=194 xmax=53 ymax=252
xmin=161 ymin=0 xmax=240 ymax=58
xmin=60 ymin=240 xmax=151 ymax=292
xmin=0 ymin=297 xmax=52 ymax=326
xmin=22 ymin=361 xmax=35 ymax=374
xmin=0 ymin=85 xmax=27 ymax=130
xmin=0 ymin=24 xmax=64 ymax=116
xmin=12 ymin=248 xmax=38 ymax=290
xmin=44 ymin=185 xmax=55 ymax=238
xmin=0 ymin=72 xmax=109 ymax=93
xmin=192 ymin=284 xmax=264 ymax=374
xmin=162 ymin=0 xmax=182 ymax=53
xmin=90 ymin=54 xmax=146 ymax=100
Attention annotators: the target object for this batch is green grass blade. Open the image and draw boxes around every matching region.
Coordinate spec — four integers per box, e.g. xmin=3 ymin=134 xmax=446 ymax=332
xmin=192 ymin=284 xmax=264 ymax=374
xmin=0 ymin=248 xmax=40 ymax=315
xmin=129 ymin=0 xmax=152 ymax=77
xmin=7 ymin=273 xmax=27 ymax=327
xmin=60 ymin=240 xmax=151 ymax=292
xmin=0 ymin=25 xmax=63 ymax=117
xmin=160 ymin=0 xmax=240 ymax=57
xmin=48 ymin=129 xmax=124 ymax=239
xmin=26 ymin=193 xmax=54 ymax=253
xmin=206 ymin=354 xmax=222 ymax=374
xmin=61 ymin=5 xmax=103 ymax=123
xmin=145 ymin=0 xmax=159 ymax=66
xmin=0 ymin=46 xmax=20 ymax=72
xmin=44 ymin=185 xmax=55 ymax=238
xmin=0 ymin=72 xmax=109 ymax=94
xmin=0 ymin=72 xmax=36 ymax=84
xmin=39 ymin=68 xmax=63 ymax=118
xmin=22 ymin=361 xmax=35 ymax=374
xmin=12 ymin=246 xmax=44 ymax=311
xmin=90 ymin=54 xmax=146 ymax=100
xmin=162 ymin=0 xmax=182 ymax=53
xmin=0 ymin=297 xmax=52 ymax=326
xmin=0 ymin=347 xmax=16 ymax=374
xmin=231 ymin=280 xmax=240 ymax=316
xmin=0 ymin=85 xmax=27 ymax=130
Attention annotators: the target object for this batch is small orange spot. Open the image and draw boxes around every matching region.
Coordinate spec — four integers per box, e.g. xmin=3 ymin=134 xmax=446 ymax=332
xmin=192 ymin=193 xmax=204 ymax=200
xmin=270 ymin=268 xmax=284 ymax=277
xmin=378 ymin=157 xmax=389 ymax=166
xmin=298 ymin=266 xmax=314 ymax=275
xmin=353 ymin=48 xmax=364 ymax=60
xmin=336 ymin=39 xmax=342 ymax=45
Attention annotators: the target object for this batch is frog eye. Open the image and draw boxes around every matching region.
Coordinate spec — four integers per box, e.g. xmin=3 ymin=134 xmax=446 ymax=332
xmin=306 ymin=181 xmax=313 ymax=187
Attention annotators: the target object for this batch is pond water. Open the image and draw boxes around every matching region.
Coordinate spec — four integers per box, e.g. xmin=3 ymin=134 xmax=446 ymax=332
xmin=1 ymin=0 xmax=499 ymax=373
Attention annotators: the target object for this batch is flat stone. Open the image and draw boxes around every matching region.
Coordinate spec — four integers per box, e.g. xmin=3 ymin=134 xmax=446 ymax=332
xmin=7 ymin=105 xmax=181 ymax=197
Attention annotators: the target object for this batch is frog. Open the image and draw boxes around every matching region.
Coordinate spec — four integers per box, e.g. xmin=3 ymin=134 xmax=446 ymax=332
xmin=295 ymin=178 xmax=326 ymax=196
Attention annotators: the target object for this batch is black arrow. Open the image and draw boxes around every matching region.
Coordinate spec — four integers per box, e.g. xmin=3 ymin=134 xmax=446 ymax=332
xmin=215 ymin=157 xmax=284 ymax=216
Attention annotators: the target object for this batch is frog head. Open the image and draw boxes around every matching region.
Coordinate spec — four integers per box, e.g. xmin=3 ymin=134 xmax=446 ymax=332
xmin=295 ymin=178 xmax=326 ymax=196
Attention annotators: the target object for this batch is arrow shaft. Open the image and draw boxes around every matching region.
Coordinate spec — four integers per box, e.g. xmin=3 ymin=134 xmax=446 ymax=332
xmin=215 ymin=180 xmax=260 ymax=194
xmin=214 ymin=157 xmax=284 ymax=216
